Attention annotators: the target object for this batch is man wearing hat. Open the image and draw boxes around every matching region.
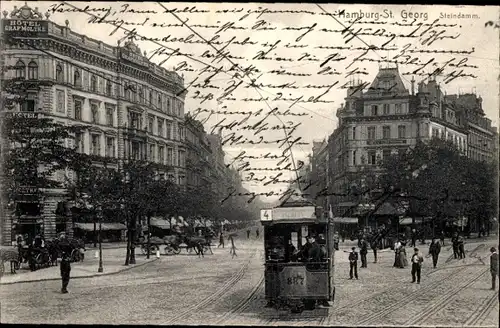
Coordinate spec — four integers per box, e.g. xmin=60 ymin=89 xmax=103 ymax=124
xmin=411 ymin=247 xmax=424 ymax=284
xmin=349 ymin=247 xmax=359 ymax=279
xmin=490 ymin=247 xmax=498 ymax=290
xmin=59 ymin=233 xmax=72 ymax=293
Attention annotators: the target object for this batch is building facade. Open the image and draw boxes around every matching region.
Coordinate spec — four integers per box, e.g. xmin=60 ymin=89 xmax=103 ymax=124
xmin=1 ymin=4 xmax=187 ymax=245
xmin=326 ymin=66 xmax=495 ymax=220
xmin=310 ymin=140 xmax=328 ymax=211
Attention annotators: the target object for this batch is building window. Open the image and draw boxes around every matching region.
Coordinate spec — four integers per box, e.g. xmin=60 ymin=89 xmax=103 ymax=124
xmin=131 ymin=142 xmax=140 ymax=160
xmin=56 ymin=64 xmax=64 ymax=82
xmin=106 ymin=107 xmax=114 ymax=126
xmin=167 ymin=148 xmax=173 ymax=165
xmin=75 ymin=132 xmax=84 ymax=153
xmin=398 ymin=125 xmax=406 ymax=138
xmin=73 ymin=70 xmax=81 ymax=87
xmin=15 ymin=60 xmax=26 ymax=79
xmin=166 ymin=122 xmax=172 ymax=139
xmin=56 ymin=90 xmax=65 ymax=113
xmin=368 ymin=126 xmax=376 ymax=140
xmin=148 ymin=116 xmax=154 ymax=133
xmin=158 ymin=146 xmax=165 ymax=163
xmin=179 ymin=127 xmax=185 ymax=140
xmin=125 ymin=84 xmax=132 ymax=100
xmin=105 ymin=80 xmax=112 ymax=96
xmin=368 ymin=150 xmax=377 ymax=165
xmin=91 ymin=134 xmax=101 ymax=156
xmin=106 ymin=137 xmax=115 ymax=157
xmin=352 ymin=150 xmax=357 ymax=166
xmin=149 ymin=90 xmax=153 ymax=105
xmin=167 ymin=97 xmax=171 ymax=113
xmin=129 ymin=111 xmax=141 ymax=129
xmin=371 ymin=105 xmax=378 ymax=116
xmin=382 ymin=149 xmax=391 ymax=160
xmin=137 ymin=86 xmax=143 ymax=103
xmin=149 ymin=144 xmax=156 ymax=161
xmin=27 ymin=61 xmax=38 ymax=80
xmin=382 ymin=126 xmax=391 ymax=139
xmin=177 ymin=100 xmax=182 ymax=116
xmin=178 ymin=150 xmax=185 ymax=167
xmin=90 ymin=75 xmax=97 ymax=92
xmin=91 ymin=103 xmax=99 ymax=124
xmin=352 ymin=127 xmax=356 ymax=140
xmin=21 ymin=92 xmax=36 ymax=111
xmin=74 ymin=99 xmax=82 ymax=120
xmin=158 ymin=94 xmax=162 ymax=110
xmin=383 ymin=104 xmax=390 ymax=115
xmin=157 ymin=119 xmax=164 ymax=137
xmin=395 ymin=103 xmax=402 ymax=114
xmin=432 ymin=128 xmax=438 ymax=137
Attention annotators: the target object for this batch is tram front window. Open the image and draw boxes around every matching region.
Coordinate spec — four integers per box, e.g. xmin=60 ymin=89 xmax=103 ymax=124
xmin=265 ymin=224 xmax=328 ymax=263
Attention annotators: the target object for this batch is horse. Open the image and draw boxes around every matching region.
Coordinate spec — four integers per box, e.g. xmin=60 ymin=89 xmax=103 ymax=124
xmin=0 ymin=248 xmax=20 ymax=275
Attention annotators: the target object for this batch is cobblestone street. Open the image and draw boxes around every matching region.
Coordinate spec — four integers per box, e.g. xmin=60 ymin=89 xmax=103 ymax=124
xmin=1 ymin=238 xmax=498 ymax=326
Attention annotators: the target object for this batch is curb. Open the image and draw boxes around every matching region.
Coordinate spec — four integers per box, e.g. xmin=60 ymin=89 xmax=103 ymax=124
xmin=0 ymin=258 xmax=158 ymax=286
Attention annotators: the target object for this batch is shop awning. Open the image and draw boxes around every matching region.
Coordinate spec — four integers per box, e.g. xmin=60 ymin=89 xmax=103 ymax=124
xmin=74 ymin=222 xmax=126 ymax=231
xmin=150 ymin=218 xmax=171 ymax=229
xmin=332 ymin=217 xmax=358 ymax=224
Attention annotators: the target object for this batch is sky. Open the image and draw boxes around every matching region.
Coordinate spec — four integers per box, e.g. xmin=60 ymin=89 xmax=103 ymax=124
xmin=3 ymin=2 xmax=499 ymax=203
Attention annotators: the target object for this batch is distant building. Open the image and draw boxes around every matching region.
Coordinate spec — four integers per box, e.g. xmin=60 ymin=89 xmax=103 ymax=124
xmin=327 ymin=66 xmax=496 ymax=223
xmin=310 ymin=140 xmax=328 ymax=211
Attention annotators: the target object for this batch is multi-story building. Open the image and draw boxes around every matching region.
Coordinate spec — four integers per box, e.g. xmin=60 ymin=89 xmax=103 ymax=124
xmin=327 ymin=66 xmax=478 ymax=220
xmin=206 ymin=133 xmax=230 ymax=200
xmin=1 ymin=4 xmax=186 ymax=245
xmin=310 ymin=139 xmax=328 ymax=211
xmin=184 ymin=113 xmax=214 ymax=190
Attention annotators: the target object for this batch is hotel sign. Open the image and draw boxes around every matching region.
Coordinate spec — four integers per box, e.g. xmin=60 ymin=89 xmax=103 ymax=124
xmin=2 ymin=19 xmax=48 ymax=37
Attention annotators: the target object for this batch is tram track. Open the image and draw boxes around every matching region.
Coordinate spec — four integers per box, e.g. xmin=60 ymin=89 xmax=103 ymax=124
xmin=163 ymin=250 xmax=257 ymax=325
xmin=464 ymin=290 xmax=499 ymax=327
xmin=353 ymin=265 xmax=475 ymax=325
xmin=403 ymin=268 xmax=489 ymax=326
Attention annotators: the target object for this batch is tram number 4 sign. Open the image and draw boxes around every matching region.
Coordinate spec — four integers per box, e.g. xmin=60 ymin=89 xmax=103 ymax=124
xmin=287 ymin=275 xmax=305 ymax=285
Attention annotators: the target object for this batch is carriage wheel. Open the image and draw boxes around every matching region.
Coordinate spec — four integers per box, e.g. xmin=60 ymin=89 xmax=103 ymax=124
xmin=203 ymin=245 xmax=211 ymax=254
xmin=172 ymin=246 xmax=181 ymax=255
xmin=164 ymin=246 xmax=174 ymax=255
xmin=141 ymin=245 xmax=148 ymax=255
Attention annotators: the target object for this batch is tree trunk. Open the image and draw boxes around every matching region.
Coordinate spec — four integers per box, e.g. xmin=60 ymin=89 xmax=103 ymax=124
xmin=93 ymin=220 xmax=97 ymax=247
xmin=146 ymin=214 xmax=151 ymax=259
xmin=124 ymin=213 xmax=130 ymax=266
xmin=129 ymin=216 xmax=136 ymax=264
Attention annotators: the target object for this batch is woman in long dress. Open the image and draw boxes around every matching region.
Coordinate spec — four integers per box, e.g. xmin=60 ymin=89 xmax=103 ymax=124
xmin=400 ymin=243 xmax=408 ymax=267
xmin=394 ymin=240 xmax=402 ymax=267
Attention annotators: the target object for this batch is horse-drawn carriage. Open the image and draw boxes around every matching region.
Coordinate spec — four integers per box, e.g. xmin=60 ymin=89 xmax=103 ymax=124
xmin=0 ymin=237 xmax=85 ymax=276
xmin=137 ymin=233 xmax=213 ymax=256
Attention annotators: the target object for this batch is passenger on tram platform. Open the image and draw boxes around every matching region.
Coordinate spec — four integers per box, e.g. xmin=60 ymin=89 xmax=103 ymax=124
xmin=287 ymin=240 xmax=298 ymax=262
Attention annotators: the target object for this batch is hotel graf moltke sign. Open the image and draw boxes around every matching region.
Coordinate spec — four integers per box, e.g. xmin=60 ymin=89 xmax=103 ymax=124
xmin=2 ymin=19 xmax=48 ymax=37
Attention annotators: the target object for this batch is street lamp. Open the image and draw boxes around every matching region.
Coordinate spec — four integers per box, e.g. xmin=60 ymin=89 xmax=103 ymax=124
xmin=97 ymin=205 xmax=103 ymax=273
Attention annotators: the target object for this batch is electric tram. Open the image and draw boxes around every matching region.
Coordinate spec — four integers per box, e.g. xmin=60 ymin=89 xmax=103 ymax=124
xmin=260 ymin=197 xmax=336 ymax=313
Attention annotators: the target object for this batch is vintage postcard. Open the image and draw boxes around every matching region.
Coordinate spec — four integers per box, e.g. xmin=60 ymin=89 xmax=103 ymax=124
xmin=0 ymin=1 xmax=498 ymax=326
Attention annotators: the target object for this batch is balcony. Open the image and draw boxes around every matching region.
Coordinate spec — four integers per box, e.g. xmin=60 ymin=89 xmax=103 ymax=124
xmin=123 ymin=127 xmax=147 ymax=139
xmin=366 ymin=138 xmax=407 ymax=146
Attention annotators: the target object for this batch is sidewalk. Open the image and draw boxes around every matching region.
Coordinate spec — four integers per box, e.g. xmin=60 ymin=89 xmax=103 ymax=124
xmin=1 ymin=247 xmax=157 ymax=285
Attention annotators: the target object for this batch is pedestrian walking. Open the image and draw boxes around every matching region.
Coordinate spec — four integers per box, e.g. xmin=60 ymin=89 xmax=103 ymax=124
xmin=60 ymin=251 xmax=71 ymax=293
xmin=359 ymin=238 xmax=368 ymax=268
xmin=217 ymin=231 xmax=225 ymax=248
xmin=348 ymin=247 xmax=358 ymax=280
xmin=246 ymin=229 xmax=251 ymax=239
xmin=439 ymin=230 xmax=445 ymax=246
xmin=428 ymin=238 xmax=441 ymax=268
xmin=196 ymin=242 xmax=204 ymax=258
xmin=411 ymin=229 xmax=417 ymax=247
xmin=256 ymin=228 xmax=260 ymax=239
xmin=451 ymin=233 xmax=459 ymax=259
xmin=457 ymin=234 xmax=466 ymax=259
xmin=489 ymin=247 xmax=498 ymax=290
xmin=229 ymin=235 xmax=237 ymax=258
xmin=370 ymin=239 xmax=378 ymax=263
xmin=411 ymin=247 xmax=424 ymax=284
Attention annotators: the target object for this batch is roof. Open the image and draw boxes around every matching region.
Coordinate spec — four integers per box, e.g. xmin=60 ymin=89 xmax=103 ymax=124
xmin=365 ymin=67 xmax=409 ymax=97
xmin=374 ymin=203 xmax=406 ymax=216
xmin=332 ymin=217 xmax=358 ymax=224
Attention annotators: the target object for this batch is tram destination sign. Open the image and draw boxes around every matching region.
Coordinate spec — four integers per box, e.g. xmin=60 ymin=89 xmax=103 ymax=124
xmin=261 ymin=206 xmax=316 ymax=222
xmin=2 ymin=19 xmax=48 ymax=37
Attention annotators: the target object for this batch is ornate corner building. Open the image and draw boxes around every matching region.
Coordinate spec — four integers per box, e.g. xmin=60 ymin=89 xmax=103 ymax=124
xmin=0 ymin=4 xmax=190 ymax=245
xmin=312 ymin=66 xmax=497 ymax=223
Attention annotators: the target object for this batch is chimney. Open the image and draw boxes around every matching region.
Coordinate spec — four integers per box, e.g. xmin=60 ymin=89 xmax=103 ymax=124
xmin=411 ymin=76 xmax=415 ymax=96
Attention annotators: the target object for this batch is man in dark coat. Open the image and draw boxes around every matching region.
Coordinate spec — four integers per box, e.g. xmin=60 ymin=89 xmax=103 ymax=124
xmin=217 ymin=231 xmax=224 ymax=248
xmin=451 ymin=233 xmax=459 ymax=259
xmin=349 ymin=247 xmax=358 ymax=280
xmin=60 ymin=250 xmax=71 ymax=293
xmin=428 ymin=238 xmax=441 ymax=268
xmin=490 ymin=247 xmax=498 ymax=290
xmin=307 ymin=236 xmax=322 ymax=263
xmin=359 ymin=238 xmax=368 ymax=268
xmin=370 ymin=237 xmax=379 ymax=263
xmin=457 ymin=234 xmax=465 ymax=259
xmin=411 ymin=247 xmax=424 ymax=284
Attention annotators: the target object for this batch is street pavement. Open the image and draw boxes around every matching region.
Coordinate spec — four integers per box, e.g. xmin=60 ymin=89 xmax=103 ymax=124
xmin=0 ymin=234 xmax=498 ymax=326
